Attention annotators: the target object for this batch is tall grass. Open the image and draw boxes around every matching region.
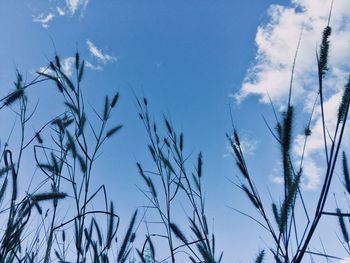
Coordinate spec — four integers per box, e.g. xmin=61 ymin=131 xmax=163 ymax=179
xmin=0 ymin=54 xmax=137 ymax=262
xmin=228 ymin=4 xmax=350 ymax=262
xmin=135 ymin=99 xmax=221 ymax=263
xmin=0 ymin=3 xmax=349 ymax=262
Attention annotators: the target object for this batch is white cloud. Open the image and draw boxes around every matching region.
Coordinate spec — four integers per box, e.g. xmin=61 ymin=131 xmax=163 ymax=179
xmin=37 ymin=57 xmax=108 ymax=82
xmin=57 ymin=7 xmax=66 ymax=16
xmin=61 ymin=57 xmax=76 ymax=77
xmin=338 ymin=259 xmax=350 ymax=263
xmin=86 ymin=40 xmax=117 ymax=64
xmin=32 ymin=12 xmax=55 ymax=28
xmin=85 ymin=61 xmax=103 ymax=71
xmin=65 ymin=0 xmax=90 ymax=15
xmin=299 ymin=156 xmax=323 ymax=190
xmin=271 ymin=177 xmax=284 ymax=184
xmin=269 ymin=156 xmax=322 ymax=190
xmin=37 ymin=67 xmax=54 ymax=75
xmin=235 ymin=0 xmax=350 ymax=104
xmin=235 ymin=0 xmax=350 ymax=189
xmin=223 ymin=133 xmax=259 ymax=158
xmin=38 ymin=57 xmax=75 ymax=77
xmin=32 ymin=0 xmax=90 ymax=28
xmin=240 ymin=136 xmax=259 ymax=156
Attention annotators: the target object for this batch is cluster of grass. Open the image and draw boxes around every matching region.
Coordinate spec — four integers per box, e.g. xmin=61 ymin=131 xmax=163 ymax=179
xmin=0 ymin=55 xmax=137 ymax=262
xmin=228 ymin=6 xmax=350 ymax=263
xmin=1 ymin=3 xmax=350 ymax=263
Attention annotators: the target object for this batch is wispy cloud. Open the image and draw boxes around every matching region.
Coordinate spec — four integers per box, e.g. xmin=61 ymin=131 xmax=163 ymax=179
xmin=57 ymin=7 xmax=66 ymax=16
xmin=61 ymin=57 xmax=76 ymax=77
xmin=32 ymin=12 xmax=55 ymax=28
xmin=224 ymin=132 xmax=259 ymax=158
xmin=65 ymin=0 xmax=90 ymax=15
xmin=32 ymin=0 xmax=90 ymax=28
xmin=38 ymin=57 xmax=75 ymax=77
xmin=37 ymin=66 xmax=54 ymax=76
xmin=234 ymin=0 xmax=350 ymax=189
xmin=37 ymin=55 xmax=110 ymax=83
xmin=85 ymin=61 xmax=103 ymax=71
xmin=86 ymin=40 xmax=117 ymax=64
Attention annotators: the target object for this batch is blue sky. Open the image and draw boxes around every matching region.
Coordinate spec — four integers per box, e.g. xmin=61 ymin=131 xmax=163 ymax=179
xmin=1 ymin=0 xmax=350 ymax=262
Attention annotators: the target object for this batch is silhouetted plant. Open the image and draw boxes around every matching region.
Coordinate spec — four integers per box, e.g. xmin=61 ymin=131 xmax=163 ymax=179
xmin=136 ymin=98 xmax=222 ymax=263
xmin=0 ymin=53 xmax=137 ymax=262
xmin=228 ymin=2 xmax=350 ymax=262
xmin=2 ymin=2 xmax=350 ymax=262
